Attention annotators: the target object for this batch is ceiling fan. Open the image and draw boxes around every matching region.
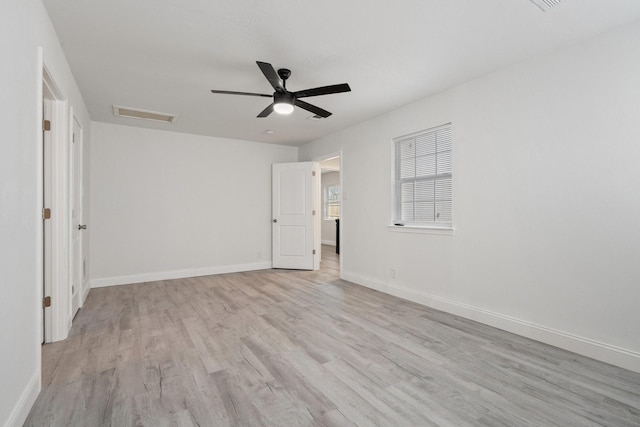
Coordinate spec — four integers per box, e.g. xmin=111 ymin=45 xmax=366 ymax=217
xmin=211 ymin=61 xmax=351 ymax=118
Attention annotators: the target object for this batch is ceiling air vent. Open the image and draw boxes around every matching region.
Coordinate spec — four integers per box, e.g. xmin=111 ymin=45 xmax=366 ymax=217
xmin=529 ymin=0 xmax=562 ymax=12
xmin=113 ymin=105 xmax=179 ymax=123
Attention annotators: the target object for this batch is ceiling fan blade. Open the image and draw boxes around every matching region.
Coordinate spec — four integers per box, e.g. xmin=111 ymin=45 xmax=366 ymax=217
xmin=294 ymin=83 xmax=351 ymax=99
xmin=257 ymin=103 xmax=274 ymax=118
xmin=256 ymin=61 xmax=284 ymax=92
xmin=210 ymin=90 xmax=272 ymax=98
xmin=295 ymin=99 xmax=332 ymax=118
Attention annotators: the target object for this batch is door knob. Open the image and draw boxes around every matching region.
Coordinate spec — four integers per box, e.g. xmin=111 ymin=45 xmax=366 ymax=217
xmin=78 ymin=224 xmax=87 ymax=230
xmin=273 ymin=219 xmax=278 ymax=223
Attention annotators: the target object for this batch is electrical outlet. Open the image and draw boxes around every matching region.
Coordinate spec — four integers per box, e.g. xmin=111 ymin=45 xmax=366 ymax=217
xmin=390 ymin=268 xmax=396 ymax=279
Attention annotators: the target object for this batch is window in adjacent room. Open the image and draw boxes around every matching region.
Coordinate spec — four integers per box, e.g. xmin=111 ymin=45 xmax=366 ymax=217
xmin=393 ymin=123 xmax=452 ymax=227
xmin=324 ymin=184 xmax=341 ymax=219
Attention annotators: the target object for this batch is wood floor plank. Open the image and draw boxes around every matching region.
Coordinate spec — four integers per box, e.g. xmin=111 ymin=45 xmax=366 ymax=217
xmin=24 ymin=246 xmax=640 ymax=426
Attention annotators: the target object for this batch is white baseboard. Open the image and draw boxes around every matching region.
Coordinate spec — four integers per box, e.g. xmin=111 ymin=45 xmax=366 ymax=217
xmin=341 ymin=271 xmax=640 ymax=373
xmin=4 ymin=371 xmax=40 ymax=427
xmin=342 ymin=272 xmax=387 ymax=293
xmin=321 ymin=240 xmax=336 ymax=246
xmin=90 ymin=261 xmax=273 ymax=288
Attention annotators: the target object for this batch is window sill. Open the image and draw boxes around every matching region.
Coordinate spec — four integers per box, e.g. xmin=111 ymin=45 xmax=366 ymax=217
xmin=387 ymin=225 xmax=455 ymax=235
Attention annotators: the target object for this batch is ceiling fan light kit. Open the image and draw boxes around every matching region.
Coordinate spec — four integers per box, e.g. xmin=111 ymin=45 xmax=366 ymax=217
xmin=273 ymin=91 xmax=295 ymax=115
xmin=211 ymin=61 xmax=351 ymax=118
xmin=274 ymin=103 xmax=294 ymax=115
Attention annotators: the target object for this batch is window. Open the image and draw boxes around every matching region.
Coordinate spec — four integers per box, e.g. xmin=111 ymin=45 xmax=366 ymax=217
xmin=324 ymin=185 xmax=341 ymax=219
xmin=393 ymin=123 xmax=452 ymax=227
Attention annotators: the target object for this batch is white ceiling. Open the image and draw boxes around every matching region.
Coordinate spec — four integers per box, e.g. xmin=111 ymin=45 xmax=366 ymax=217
xmin=43 ymin=0 xmax=640 ymax=146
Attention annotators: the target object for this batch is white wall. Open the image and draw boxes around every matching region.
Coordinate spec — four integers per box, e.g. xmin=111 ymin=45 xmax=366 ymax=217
xmin=90 ymin=123 xmax=298 ymax=286
xmin=0 ymin=1 xmax=91 ymax=426
xmin=299 ymin=20 xmax=640 ymax=372
xmin=321 ymin=171 xmax=340 ymax=245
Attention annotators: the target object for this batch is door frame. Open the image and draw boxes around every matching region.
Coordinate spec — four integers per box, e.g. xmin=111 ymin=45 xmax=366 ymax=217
xmin=42 ymin=75 xmax=53 ymax=343
xmin=40 ymin=56 xmax=72 ymax=343
xmin=313 ymin=151 xmax=343 ymax=277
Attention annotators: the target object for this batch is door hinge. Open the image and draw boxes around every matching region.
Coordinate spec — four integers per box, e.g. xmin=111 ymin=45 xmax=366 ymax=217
xmin=43 ymin=120 xmax=51 ymax=132
xmin=43 ymin=296 xmax=51 ymax=308
xmin=72 ymin=133 xmax=76 ymax=143
xmin=312 ymin=171 xmax=316 ymax=177
xmin=312 ymin=210 xmax=316 ymax=216
xmin=43 ymin=208 xmax=51 ymax=220
xmin=313 ymin=249 xmax=316 ymax=255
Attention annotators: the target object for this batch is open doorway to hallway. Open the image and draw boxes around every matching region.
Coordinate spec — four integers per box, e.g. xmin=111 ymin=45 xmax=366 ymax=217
xmin=318 ymin=155 xmax=341 ymax=275
xmin=41 ymin=62 xmax=78 ymax=345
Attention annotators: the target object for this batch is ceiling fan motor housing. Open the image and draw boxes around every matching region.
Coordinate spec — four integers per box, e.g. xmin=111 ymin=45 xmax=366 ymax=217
xmin=274 ymin=90 xmax=295 ymax=105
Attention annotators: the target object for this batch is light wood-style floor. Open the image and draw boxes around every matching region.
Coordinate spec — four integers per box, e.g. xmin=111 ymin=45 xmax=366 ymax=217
xmin=26 ymin=246 xmax=640 ymax=426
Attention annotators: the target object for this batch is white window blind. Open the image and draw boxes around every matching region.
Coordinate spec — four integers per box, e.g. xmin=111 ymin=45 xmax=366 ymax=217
xmin=394 ymin=124 xmax=452 ymax=226
xmin=324 ymin=185 xmax=340 ymax=219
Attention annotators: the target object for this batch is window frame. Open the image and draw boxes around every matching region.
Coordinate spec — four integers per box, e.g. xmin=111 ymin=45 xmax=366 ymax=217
xmin=392 ymin=123 xmax=453 ymax=230
xmin=323 ymin=184 xmax=341 ymax=220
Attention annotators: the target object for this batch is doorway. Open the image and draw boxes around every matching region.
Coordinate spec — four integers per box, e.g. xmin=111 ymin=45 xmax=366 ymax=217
xmin=41 ymin=64 xmax=72 ymax=343
xmin=317 ymin=153 xmax=342 ymax=276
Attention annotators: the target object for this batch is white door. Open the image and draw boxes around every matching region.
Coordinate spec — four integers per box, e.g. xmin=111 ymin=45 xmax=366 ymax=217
xmin=70 ymin=116 xmax=83 ymax=317
xmin=272 ymin=162 xmax=317 ymax=270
